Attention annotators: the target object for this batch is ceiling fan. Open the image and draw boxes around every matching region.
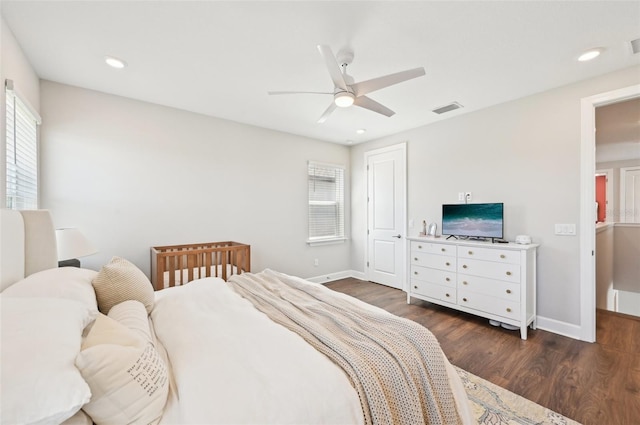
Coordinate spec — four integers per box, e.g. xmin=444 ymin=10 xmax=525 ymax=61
xmin=268 ymin=45 xmax=426 ymax=123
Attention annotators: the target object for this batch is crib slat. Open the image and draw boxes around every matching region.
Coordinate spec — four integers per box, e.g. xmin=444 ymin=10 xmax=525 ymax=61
xmin=150 ymin=241 xmax=250 ymax=290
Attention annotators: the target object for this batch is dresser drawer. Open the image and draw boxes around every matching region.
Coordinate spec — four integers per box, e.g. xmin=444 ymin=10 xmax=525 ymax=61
xmin=457 ymin=246 xmax=520 ymax=265
xmin=458 ymin=274 xmax=521 ymax=301
xmin=458 ymin=290 xmax=520 ymax=319
xmin=411 ymin=241 xmax=455 ymax=256
xmin=411 ymin=280 xmax=456 ymax=304
xmin=411 ymin=265 xmax=456 ymax=287
xmin=411 ymin=252 xmax=456 ymax=272
xmin=457 ymin=258 xmax=520 ymax=283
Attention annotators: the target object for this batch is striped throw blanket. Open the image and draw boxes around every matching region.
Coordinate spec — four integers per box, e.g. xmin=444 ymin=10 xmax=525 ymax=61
xmin=228 ymin=269 xmax=462 ymax=425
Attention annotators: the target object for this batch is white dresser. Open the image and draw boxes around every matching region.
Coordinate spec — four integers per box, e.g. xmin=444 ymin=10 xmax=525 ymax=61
xmin=406 ymin=237 xmax=538 ymax=339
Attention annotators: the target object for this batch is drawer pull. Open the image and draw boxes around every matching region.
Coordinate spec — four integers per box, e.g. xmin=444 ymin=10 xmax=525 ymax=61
xmin=468 ymin=250 xmax=473 ymax=255
xmin=414 ymin=271 xmax=418 ymax=275
xmin=506 ymin=308 xmax=512 ymax=313
xmin=414 ymin=257 xmax=419 ymax=261
xmin=506 ymin=289 xmax=512 ymax=294
xmin=418 ymin=245 xmax=422 ymax=249
xmin=500 ymin=254 xmax=506 ymax=259
xmin=445 ymin=293 xmax=450 ymax=297
xmin=414 ymin=285 xmax=418 ymax=289
xmin=441 ymin=248 xmax=446 ymax=252
xmin=446 ymin=262 xmax=451 ymax=266
xmin=462 ymin=297 xmax=468 ymax=302
xmin=506 ymin=271 xmax=512 ymax=276
xmin=463 ymin=281 xmax=468 ymax=285
xmin=462 ymin=264 xmax=468 ymax=269
xmin=445 ymin=277 xmax=450 ymax=282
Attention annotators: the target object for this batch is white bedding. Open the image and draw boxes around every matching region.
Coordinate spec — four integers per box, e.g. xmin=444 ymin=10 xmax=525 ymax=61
xmin=161 ymin=264 xmax=239 ymax=287
xmin=151 ymin=276 xmax=472 ymax=424
xmin=152 ymin=277 xmax=364 ymax=424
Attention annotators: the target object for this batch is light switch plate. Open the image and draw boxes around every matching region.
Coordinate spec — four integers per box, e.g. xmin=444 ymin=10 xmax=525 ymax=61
xmin=555 ymin=223 xmax=576 ymax=235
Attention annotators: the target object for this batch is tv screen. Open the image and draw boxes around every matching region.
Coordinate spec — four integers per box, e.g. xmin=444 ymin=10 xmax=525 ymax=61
xmin=442 ymin=203 xmax=504 ymax=239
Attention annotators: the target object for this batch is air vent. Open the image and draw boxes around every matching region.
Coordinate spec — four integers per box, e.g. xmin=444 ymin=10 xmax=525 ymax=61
xmin=432 ymin=102 xmax=463 ymax=115
xmin=631 ymin=38 xmax=640 ymax=54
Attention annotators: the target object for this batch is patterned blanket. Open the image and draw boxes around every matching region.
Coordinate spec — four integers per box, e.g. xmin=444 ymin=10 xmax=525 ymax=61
xmin=228 ymin=269 xmax=462 ymax=425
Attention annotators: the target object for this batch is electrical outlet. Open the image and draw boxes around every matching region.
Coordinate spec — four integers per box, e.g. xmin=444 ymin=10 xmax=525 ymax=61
xmin=314 ymin=258 xmax=319 ymax=266
xmin=409 ymin=219 xmax=414 ymax=228
xmin=465 ymin=192 xmax=472 ymax=202
xmin=458 ymin=192 xmax=465 ymax=201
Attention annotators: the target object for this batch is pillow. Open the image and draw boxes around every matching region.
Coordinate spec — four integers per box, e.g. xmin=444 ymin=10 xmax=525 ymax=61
xmin=2 ymin=267 xmax=98 ymax=311
xmin=108 ymin=300 xmax=152 ymax=344
xmin=75 ymin=313 xmax=169 ymax=425
xmin=0 ymin=296 xmax=95 ymax=425
xmin=92 ymin=257 xmax=154 ymax=314
xmin=61 ymin=409 xmax=93 ymax=425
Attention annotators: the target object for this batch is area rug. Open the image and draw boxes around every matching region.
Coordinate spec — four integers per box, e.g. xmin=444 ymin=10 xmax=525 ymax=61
xmin=456 ymin=367 xmax=582 ymax=425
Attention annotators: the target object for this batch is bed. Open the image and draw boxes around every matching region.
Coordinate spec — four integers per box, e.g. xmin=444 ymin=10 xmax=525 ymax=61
xmin=0 ymin=209 xmax=473 ymax=425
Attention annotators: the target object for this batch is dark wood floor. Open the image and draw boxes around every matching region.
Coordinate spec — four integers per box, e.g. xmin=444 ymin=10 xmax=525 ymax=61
xmin=326 ymin=278 xmax=640 ymax=425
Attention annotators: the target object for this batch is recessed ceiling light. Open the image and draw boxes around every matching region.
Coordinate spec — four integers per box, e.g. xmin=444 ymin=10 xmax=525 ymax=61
xmin=104 ymin=55 xmax=127 ymax=69
xmin=346 ymin=140 xmax=354 ymax=144
xmin=356 ymin=129 xmax=366 ymax=134
xmin=578 ymin=48 xmax=603 ymax=62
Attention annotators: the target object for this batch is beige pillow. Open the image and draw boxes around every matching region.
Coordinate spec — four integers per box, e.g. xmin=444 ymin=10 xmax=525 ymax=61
xmin=92 ymin=257 xmax=154 ymax=314
xmin=108 ymin=300 xmax=152 ymax=344
xmin=76 ymin=313 xmax=169 ymax=425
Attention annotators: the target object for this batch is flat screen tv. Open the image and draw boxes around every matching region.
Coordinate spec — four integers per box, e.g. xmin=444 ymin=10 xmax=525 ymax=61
xmin=442 ymin=203 xmax=504 ymax=239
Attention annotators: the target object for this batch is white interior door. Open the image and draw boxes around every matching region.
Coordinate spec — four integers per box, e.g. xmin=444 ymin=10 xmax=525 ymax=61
xmin=366 ymin=144 xmax=406 ymax=290
xmin=621 ymin=166 xmax=640 ymax=223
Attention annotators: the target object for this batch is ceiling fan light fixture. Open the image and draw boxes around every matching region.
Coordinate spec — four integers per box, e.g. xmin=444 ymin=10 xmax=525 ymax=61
xmin=334 ymin=92 xmax=355 ymax=108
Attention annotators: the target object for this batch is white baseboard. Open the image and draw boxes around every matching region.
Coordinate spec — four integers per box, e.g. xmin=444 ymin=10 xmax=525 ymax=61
xmin=535 ymin=315 xmax=583 ymax=340
xmin=308 ymin=270 xmax=366 ymax=284
xmin=309 ymin=273 xmax=585 ymax=342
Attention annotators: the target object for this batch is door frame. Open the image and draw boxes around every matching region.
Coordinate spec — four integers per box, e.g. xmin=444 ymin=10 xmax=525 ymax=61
xmin=595 ymin=168 xmax=613 ymax=222
xmin=364 ymin=142 xmax=407 ymax=290
xmin=620 ymin=166 xmax=640 ymax=223
xmin=580 ymin=84 xmax=640 ymax=342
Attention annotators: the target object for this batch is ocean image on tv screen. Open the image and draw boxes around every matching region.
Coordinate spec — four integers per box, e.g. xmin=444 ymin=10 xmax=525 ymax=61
xmin=442 ymin=203 xmax=503 ymax=238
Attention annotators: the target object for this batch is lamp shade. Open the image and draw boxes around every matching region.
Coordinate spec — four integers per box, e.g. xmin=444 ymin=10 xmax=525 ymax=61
xmin=55 ymin=228 xmax=97 ymax=261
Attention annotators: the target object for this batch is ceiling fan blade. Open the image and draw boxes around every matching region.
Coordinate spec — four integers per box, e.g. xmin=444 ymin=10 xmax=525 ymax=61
xmin=353 ymin=96 xmax=395 ymax=117
xmin=317 ymin=102 xmax=337 ymax=124
xmin=268 ymin=91 xmax=333 ymax=95
xmin=351 ymin=67 xmax=425 ymax=97
xmin=317 ymin=45 xmax=347 ymax=91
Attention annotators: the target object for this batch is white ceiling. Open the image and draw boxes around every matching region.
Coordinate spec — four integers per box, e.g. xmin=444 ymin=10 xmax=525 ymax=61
xmin=2 ymin=1 xmax=640 ymax=145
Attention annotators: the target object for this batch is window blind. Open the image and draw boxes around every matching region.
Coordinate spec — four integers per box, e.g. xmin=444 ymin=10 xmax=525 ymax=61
xmin=308 ymin=161 xmax=345 ymax=243
xmin=6 ymin=79 xmax=40 ymax=210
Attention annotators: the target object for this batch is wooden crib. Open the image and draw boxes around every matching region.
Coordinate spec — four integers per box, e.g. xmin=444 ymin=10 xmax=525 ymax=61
xmin=151 ymin=241 xmax=250 ymax=290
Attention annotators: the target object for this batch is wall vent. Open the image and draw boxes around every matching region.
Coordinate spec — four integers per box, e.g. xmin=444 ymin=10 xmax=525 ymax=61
xmin=432 ymin=101 xmax=463 ymax=114
xmin=631 ymin=38 xmax=640 ymax=54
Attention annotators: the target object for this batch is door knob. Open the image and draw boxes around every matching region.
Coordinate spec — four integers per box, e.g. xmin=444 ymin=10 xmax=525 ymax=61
xmin=392 ymin=234 xmax=402 ymax=238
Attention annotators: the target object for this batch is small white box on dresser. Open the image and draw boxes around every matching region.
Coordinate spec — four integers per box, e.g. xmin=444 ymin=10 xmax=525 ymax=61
xmin=407 ymin=237 xmax=538 ymax=340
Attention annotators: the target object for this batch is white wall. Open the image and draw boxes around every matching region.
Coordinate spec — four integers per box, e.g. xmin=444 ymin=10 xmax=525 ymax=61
xmin=350 ymin=66 xmax=640 ymax=330
xmin=40 ymin=81 xmax=351 ymax=279
xmin=595 ymin=224 xmax=614 ymax=310
xmin=0 ymin=17 xmax=40 ymax=206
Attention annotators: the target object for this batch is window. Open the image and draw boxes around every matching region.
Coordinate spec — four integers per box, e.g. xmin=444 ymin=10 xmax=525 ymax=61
xmin=5 ymin=79 xmax=40 ymax=210
xmin=308 ymin=161 xmax=345 ymax=244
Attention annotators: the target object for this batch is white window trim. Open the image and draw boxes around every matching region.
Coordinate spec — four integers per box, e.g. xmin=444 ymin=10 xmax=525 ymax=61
xmin=307 ymin=160 xmax=346 ymax=245
xmin=5 ymin=79 xmax=41 ymax=211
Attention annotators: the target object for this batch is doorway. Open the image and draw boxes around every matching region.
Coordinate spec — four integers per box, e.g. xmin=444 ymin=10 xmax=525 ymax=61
xmin=581 ymin=84 xmax=640 ymax=342
xmin=365 ymin=143 xmax=407 ymax=290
